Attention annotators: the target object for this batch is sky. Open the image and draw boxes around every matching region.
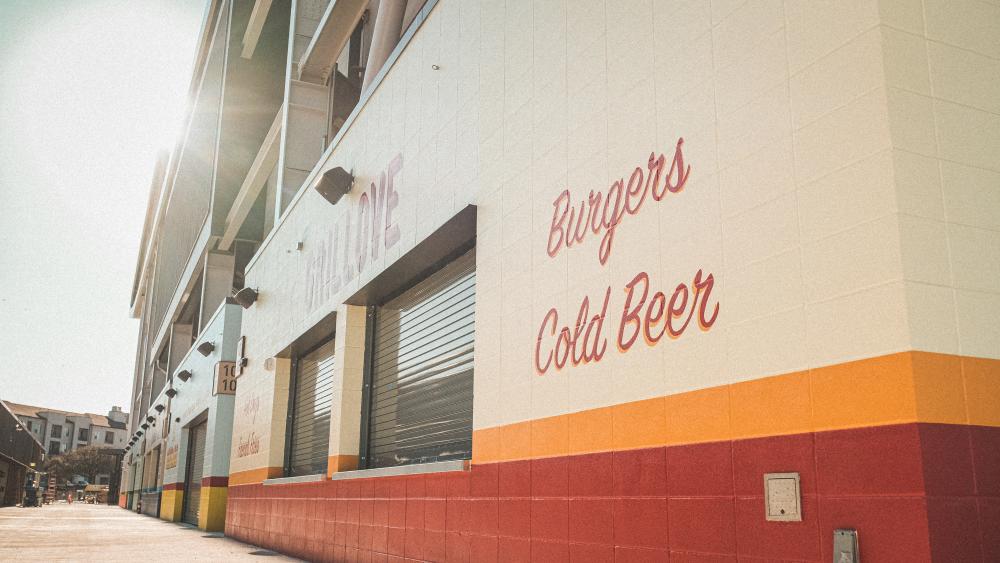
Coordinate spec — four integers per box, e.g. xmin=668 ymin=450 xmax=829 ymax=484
xmin=0 ymin=0 xmax=206 ymax=415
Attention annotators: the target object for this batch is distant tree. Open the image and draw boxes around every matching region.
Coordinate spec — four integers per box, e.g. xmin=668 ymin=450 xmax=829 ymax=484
xmin=43 ymin=446 xmax=115 ymax=484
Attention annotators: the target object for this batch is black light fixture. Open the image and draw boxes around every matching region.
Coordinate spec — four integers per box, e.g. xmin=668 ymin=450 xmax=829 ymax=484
xmin=146 ymin=416 xmax=154 ymax=423
xmin=196 ymin=341 xmax=215 ymax=356
xmin=314 ymin=166 xmax=354 ymax=205
xmin=176 ymin=370 xmax=192 ymax=382
xmin=165 ymin=388 xmax=178 ymax=398
xmin=140 ymin=423 xmax=149 ymax=430
xmin=232 ymin=287 xmax=258 ymax=309
xmin=153 ymin=404 xmax=165 ymax=413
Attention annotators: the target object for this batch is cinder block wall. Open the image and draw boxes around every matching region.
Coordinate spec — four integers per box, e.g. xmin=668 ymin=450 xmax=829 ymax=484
xmin=226 ymin=0 xmax=1000 ymax=561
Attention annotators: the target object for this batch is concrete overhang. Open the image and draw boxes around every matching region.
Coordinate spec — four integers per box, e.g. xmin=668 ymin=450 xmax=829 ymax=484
xmin=218 ymin=110 xmax=282 ymax=252
xmin=129 ymin=151 xmax=169 ymax=318
xmin=297 ymin=0 xmax=368 ymax=84
xmin=241 ymin=0 xmax=274 ymax=59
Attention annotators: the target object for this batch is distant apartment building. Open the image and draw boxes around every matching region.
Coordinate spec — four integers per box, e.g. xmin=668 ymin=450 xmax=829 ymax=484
xmin=3 ymin=402 xmax=128 ymax=485
xmin=0 ymin=401 xmax=45 ymax=506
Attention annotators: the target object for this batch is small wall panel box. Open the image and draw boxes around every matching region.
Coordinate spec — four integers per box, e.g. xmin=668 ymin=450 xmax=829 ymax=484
xmin=764 ymin=472 xmax=802 ymax=522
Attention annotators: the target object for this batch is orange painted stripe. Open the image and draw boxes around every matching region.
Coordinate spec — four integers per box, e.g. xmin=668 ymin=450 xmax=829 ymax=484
xmin=472 ymin=351 xmax=1000 ymax=463
xmin=229 ymin=466 xmax=283 ymax=485
xmin=326 ymin=454 xmax=359 ymax=477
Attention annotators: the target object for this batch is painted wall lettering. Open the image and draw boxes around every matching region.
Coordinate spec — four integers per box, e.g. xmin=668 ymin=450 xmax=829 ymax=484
xmin=305 ymin=154 xmax=403 ymax=312
xmin=534 ymin=270 xmax=719 ymax=375
xmin=617 ymin=269 xmax=719 ymax=352
xmin=164 ymin=443 xmax=178 ymax=469
xmin=235 ymin=393 xmax=261 ymax=459
xmin=547 ymin=138 xmax=690 ymax=265
xmin=535 ymin=288 xmax=611 ymax=373
xmin=534 ymin=140 xmax=719 ymax=376
xmin=235 ymin=432 xmax=260 ymax=458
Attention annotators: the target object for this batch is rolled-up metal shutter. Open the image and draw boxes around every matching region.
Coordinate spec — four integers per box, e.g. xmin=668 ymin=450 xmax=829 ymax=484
xmin=140 ymin=447 xmax=161 ymax=517
xmin=182 ymin=422 xmax=206 ymax=525
xmin=287 ymin=339 xmax=336 ymax=476
xmin=367 ymin=248 xmax=475 ymax=468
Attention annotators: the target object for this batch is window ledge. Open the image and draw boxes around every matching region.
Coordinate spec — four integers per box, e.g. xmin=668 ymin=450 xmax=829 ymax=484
xmin=330 ymin=460 xmax=469 ymax=481
xmin=263 ymin=473 xmax=325 ymax=486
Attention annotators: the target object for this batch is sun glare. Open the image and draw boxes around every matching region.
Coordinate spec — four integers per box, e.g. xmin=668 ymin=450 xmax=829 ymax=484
xmin=9 ymin=2 xmax=199 ymax=179
xmin=0 ymin=0 xmax=205 ymax=414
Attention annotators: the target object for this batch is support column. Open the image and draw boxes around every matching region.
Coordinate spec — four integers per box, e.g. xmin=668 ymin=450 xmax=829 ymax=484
xmin=200 ymin=252 xmax=236 ymax=332
xmin=167 ymin=323 xmax=193 ymax=376
xmin=267 ymin=357 xmax=293 ymax=475
xmin=274 ymin=0 xmax=331 ymax=219
xmin=361 ymin=0 xmax=405 ymax=90
xmin=159 ymin=484 xmax=184 ymax=521
xmin=198 ymin=484 xmax=228 ymax=531
xmin=326 ymin=304 xmax=368 ymax=476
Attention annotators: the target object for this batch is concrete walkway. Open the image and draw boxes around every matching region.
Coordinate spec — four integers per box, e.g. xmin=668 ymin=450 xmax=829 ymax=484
xmin=0 ymin=502 xmax=301 ymax=562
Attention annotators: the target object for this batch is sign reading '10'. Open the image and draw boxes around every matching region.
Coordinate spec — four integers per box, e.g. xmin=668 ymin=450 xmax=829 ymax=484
xmin=214 ymin=361 xmax=237 ymax=396
xmin=535 ymin=138 xmax=720 ymax=375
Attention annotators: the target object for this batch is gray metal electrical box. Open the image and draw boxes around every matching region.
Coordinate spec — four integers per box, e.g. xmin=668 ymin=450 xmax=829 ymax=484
xmin=833 ymin=529 xmax=859 ymax=562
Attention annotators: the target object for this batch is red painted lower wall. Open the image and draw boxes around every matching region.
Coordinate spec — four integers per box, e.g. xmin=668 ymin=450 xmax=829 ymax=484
xmin=225 ymin=423 xmax=999 ymax=562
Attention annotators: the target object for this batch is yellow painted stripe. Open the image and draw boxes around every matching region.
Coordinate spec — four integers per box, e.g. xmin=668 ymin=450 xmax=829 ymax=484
xmin=198 ymin=485 xmax=229 ymax=532
xmin=472 ymin=351 xmax=1000 ymax=463
xmin=159 ymin=489 xmax=184 ymax=522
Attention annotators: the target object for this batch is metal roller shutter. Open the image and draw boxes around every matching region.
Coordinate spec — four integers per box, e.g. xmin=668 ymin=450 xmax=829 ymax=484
xmin=287 ymin=339 xmax=336 ymax=476
xmin=182 ymin=422 xmax=206 ymax=525
xmin=366 ymin=248 xmax=475 ymax=469
xmin=140 ymin=447 xmax=161 ymax=517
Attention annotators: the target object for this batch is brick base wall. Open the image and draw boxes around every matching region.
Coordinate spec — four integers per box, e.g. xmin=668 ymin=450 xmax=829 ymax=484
xmin=225 ymin=423 xmax=998 ymax=562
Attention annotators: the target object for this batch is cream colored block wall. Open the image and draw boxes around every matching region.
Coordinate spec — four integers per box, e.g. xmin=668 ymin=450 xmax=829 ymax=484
xmin=485 ymin=0 xmax=924 ymax=428
xmin=879 ymin=0 xmax=1000 ymax=359
xmin=230 ymin=355 xmax=290 ymax=476
xmin=229 ymin=0 xmax=996 ymax=465
xmin=326 ymin=305 xmax=367 ymax=464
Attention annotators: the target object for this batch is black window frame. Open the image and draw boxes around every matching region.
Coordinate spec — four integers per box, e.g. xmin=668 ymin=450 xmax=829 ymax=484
xmin=50 ymin=424 xmax=62 ymax=439
xmin=358 ymin=244 xmax=476 ymax=470
xmin=283 ymin=335 xmax=337 ymax=477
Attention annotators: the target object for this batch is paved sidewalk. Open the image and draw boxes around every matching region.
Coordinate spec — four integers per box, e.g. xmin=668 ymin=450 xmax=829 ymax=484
xmin=0 ymin=502 xmax=300 ymax=562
